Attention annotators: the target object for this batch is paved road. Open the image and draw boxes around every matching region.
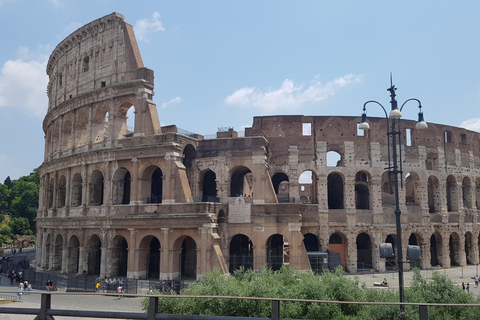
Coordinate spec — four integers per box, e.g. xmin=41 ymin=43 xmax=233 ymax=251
xmin=0 ymin=275 xmax=144 ymax=320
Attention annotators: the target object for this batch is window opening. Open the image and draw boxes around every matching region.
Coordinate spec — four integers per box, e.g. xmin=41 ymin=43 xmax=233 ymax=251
xmin=302 ymin=123 xmax=311 ymax=136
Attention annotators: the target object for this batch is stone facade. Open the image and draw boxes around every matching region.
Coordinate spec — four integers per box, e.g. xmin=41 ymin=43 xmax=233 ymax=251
xmin=36 ymin=13 xmax=480 ymax=280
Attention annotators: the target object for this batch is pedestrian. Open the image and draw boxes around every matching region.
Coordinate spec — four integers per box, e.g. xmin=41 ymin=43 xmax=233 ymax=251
xmin=475 ymin=275 xmax=479 ymax=288
xmin=467 ymin=283 xmax=470 ymax=292
xmin=462 ymin=282 xmax=465 ymax=291
xmin=117 ymin=284 xmax=123 ymax=298
xmin=95 ymin=281 xmax=101 ymax=293
xmin=18 ymin=283 xmax=24 ymax=301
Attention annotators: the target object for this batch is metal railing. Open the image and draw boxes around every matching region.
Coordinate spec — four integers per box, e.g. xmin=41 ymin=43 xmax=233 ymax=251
xmin=0 ymin=291 xmax=478 ymax=319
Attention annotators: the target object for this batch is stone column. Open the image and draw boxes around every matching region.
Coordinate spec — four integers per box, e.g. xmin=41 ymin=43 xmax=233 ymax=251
xmin=78 ymin=246 xmax=86 ymax=275
xmin=100 ymin=246 xmax=107 ymax=278
xmin=160 ymin=228 xmax=171 ymax=280
xmin=61 ymin=236 xmax=68 ymax=273
xmin=127 ymin=228 xmax=138 ymax=278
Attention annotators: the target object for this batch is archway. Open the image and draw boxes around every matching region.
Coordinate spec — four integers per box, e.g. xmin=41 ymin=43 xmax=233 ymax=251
xmin=180 ymin=237 xmax=197 ymax=279
xmin=449 ymin=233 xmax=461 ymax=266
xmin=230 ymin=166 xmax=253 ymax=197
xmin=430 ymin=233 xmax=442 ymax=267
xmin=355 ymin=171 xmax=370 ymax=209
xmin=408 ymin=233 xmax=421 ymax=268
xmin=446 ymin=175 xmax=458 ymax=212
xmin=428 ymin=176 xmax=441 ymax=213
xmin=151 ymin=168 xmax=163 ymax=203
xmin=66 ymin=235 xmax=80 ymax=274
xmin=183 ymin=144 xmax=196 ymax=191
xmin=299 ymin=171 xmax=318 ymax=204
xmin=462 ymin=177 xmax=472 ymax=209
xmin=89 ymin=170 xmax=104 ymax=206
xmin=465 ymin=232 xmax=474 ymax=265
xmin=266 ymin=234 xmax=288 ymax=271
xmin=405 ymin=172 xmax=420 ymax=204
xmin=272 ymin=172 xmax=289 ymax=203
xmin=303 ymin=233 xmax=319 ymax=252
xmin=57 ymin=175 xmax=66 ymax=208
xmin=53 ymin=235 xmax=63 ymax=271
xmin=329 ymin=233 xmax=346 ymax=269
xmin=385 ymin=234 xmax=396 ymax=270
xmin=327 ymin=172 xmax=344 ymax=209
xmin=201 ymin=170 xmax=218 ymax=202
xmin=87 ymin=234 xmax=101 ymax=276
xmin=111 ymin=236 xmax=128 ymax=277
xmin=112 ymin=168 xmax=131 ymax=205
xmin=71 ymin=173 xmax=82 ymax=207
xmin=229 ymin=234 xmax=253 ymax=273
xmin=356 ymin=233 xmax=372 ymax=269
xmin=44 ymin=234 xmax=51 ymax=269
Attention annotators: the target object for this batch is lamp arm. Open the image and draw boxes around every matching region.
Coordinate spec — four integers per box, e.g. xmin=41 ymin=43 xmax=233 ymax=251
xmin=362 ymin=100 xmax=389 ymax=119
xmin=399 ymin=98 xmax=421 ymax=111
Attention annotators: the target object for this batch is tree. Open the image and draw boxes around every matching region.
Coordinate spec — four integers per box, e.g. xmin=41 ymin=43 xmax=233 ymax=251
xmin=3 ymin=176 xmax=12 ymax=189
xmin=8 ymin=217 xmax=30 ymax=235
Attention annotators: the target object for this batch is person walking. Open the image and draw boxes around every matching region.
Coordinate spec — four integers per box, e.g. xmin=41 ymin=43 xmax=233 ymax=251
xmin=462 ymin=282 xmax=465 ymax=291
xmin=18 ymin=283 xmax=24 ymax=301
xmin=467 ymin=283 xmax=470 ymax=292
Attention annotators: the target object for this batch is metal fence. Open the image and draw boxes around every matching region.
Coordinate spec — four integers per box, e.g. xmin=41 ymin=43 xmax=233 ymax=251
xmin=0 ymin=291 xmax=477 ymax=320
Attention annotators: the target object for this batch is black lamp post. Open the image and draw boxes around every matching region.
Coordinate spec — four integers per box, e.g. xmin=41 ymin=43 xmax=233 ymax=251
xmin=359 ymin=78 xmax=427 ymax=319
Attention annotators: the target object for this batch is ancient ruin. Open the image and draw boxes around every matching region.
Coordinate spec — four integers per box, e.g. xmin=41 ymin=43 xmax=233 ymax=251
xmin=36 ymin=13 xmax=480 ymax=280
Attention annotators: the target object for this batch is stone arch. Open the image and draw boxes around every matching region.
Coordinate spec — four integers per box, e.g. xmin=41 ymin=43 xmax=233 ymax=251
xmin=405 ymin=172 xmax=420 ymax=204
xmin=139 ymin=235 xmax=161 ymax=279
xmin=115 ymin=101 xmax=135 ymax=139
xmin=57 ymin=175 xmax=66 ymax=208
xmin=53 ymin=234 xmax=63 ymax=271
xmin=62 ymin=118 xmax=73 ymax=151
xmin=229 ymin=166 xmax=253 ymax=197
xmin=112 ymin=168 xmax=131 ymax=205
xmin=266 ymin=234 xmax=288 ymax=271
xmin=229 ymin=234 xmax=253 ymax=273
xmin=71 ymin=172 xmax=82 ymax=207
xmin=52 ymin=122 xmax=60 ymax=155
xmin=48 ymin=177 xmax=54 ymax=209
xmin=87 ymin=234 xmax=101 ymax=276
xmin=356 ymin=232 xmax=372 ymax=269
xmin=476 ymin=178 xmax=480 ymax=210
xmin=428 ymin=176 xmax=441 ymax=213
xmin=92 ymin=106 xmax=109 ymax=143
xmin=329 ymin=232 xmax=346 ymax=270
xmin=110 ymin=235 xmax=128 ymax=277
xmin=462 ymin=176 xmax=473 ymax=209
xmin=355 ymin=171 xmax=370 ymax=209
xmin=299 ymin=170 xmax=318 ymax=204
xmin=272 ymin=172 xmax=289 ymax=203
xmin=327 ymin=172 xmax=344 ymax=209
xmin=89 ymin=170 xmax=104 ymax=206
xmin=449 ymin=232 xmax=461 ymax=266
xmin=326 ymin=150 xmax=343 ymax=167
xmin=408 ymin=233 xmax=422 ymax=268
xmin=465 ymin=232 xmax=474 ymax=265
xmin=381 ymin=171 xmax=394 ymax=205
xmin=303 ymin=233 xmax=319 ymax=252
xmin=446 ymin=175 xmax=459 ymax=212
xmin=430 ymin=232 xmax=442 ymax=267
xmin=183 ymin=144 xmax=196 ymax=191
xmin=217 ymin=209 xmax=227 ymax=223
xmin=66 ymin=235 xmax=80 ymax=274
xmin=173 ymin=236 xmax=197 ymax=280
xmin=141 ymin=165 xmax=163 ymax=204
xmin=201 ymin=169 xmax=218 ymax=202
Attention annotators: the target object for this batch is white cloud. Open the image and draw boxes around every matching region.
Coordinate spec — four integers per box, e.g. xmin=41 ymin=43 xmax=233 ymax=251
xmin=459 ymin=118 xmax=480 ymax=132
xmin=134 ymin=11 xmax=165 ymax=42
xmin=225 ymin=74 xmax=363 ymax=112
xmin=162 ymin=96 xmax=182 ymax=109
xmin=0 ymin=52 xmax=49 ymax=118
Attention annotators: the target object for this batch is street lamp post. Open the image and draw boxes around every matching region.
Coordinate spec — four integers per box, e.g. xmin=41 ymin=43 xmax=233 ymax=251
xmin=359 ymin=79 xmax=427 ymax=319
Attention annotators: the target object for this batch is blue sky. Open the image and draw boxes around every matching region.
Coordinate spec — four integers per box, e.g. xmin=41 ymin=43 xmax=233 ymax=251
xmin=1 ymin=0 xmax=480 ymax=181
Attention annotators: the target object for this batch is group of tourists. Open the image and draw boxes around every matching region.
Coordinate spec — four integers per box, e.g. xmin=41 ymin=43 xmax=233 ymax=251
xmin=7 ymin=270 xmax=22 ymax=285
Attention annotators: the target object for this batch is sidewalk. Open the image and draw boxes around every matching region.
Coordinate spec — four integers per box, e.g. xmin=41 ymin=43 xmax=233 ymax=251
xmin=347 ymin=265 xmax=480 ymax=294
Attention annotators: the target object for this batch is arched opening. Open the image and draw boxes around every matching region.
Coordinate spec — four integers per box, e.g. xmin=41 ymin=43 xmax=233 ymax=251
xmin=53 ymin=235 xmax=63 ymax=271
xmin=327 ymin=150 xmax=342 ymax=167
xmin=266 ymin=234 xmax=288 ymax=271
xmin=201 ymin=170 xmax=218 ymax=202
xmin=272 ymin=172 xmax=289 ymax=203
xmin=151 ymin=168 xmax=163 ymax=204
xmin=449 ymin=233 xmax=460 ymax=266
xmin=229 ymin=234 xmax=253 ymax=273
xmin=87 ymin=234 xmax=101 ymax=276
xmin=446 ymin=175 xmax=458 ymax=212
xmin=111 ymin=236 xmax=128 ymax=277
xmin=355 ymin=171 xmax=370 ymax=209
xmin=381 ymin=171 xmax=394 ymax=205
xmin=230 ymin=166 xmax=253 ymax=197
xmin=89 ymin=170 xmax=104 ymax=206
xmin=183 ymin=144 xmax=196 ymax=191
xmin=329 ymin=233 xmax=346 ymax=270
xmin=356 ymin=233 xmax=372 ymax=269
xmin=52 ymin=123 xmax=60 ymax=155
xmin=428 ymin=176 xmax=441 ymax=213
xmin=217 ymin=209 xmax=227 ymax=223
xmin=66 ymin=235 xmax=80 ymax=274
xmin=430 ymin=233 xmax=442 ymax=267
xmin=405 ymin=172 xmax=420 ymax=204
xmin=147 ymin=237 xmax=161 ymax=279
xmin=327 ymin=172 xmax=344 ymax=209
xmin=476 ymin=178 xmax=480 ymax=209
xmin=465 ymin=232 xmax=474 ymax=265
xmin=385 ymin=234 xmax=396 ymax=270
xmin=180 ymin=237 xmax=197 ymax=279
xmin=462 ymin=177 xmax=472 ymax=209
xmin=116 ymin=102 xmax=134 ymax=139
xmin=71 ymin=173 xmax=82 ymax=207
xmin=303 ymin=233 xmax=319 ymax=252
xmin=299 ymin=171 xmax=318 ymax=204
xmin=112 ymin=168 xmax=131 ymax=205
xmin=408 ymin=233 xmax=421 ymax=268
xmin=57 ymin=175 xmax=66 ymax=208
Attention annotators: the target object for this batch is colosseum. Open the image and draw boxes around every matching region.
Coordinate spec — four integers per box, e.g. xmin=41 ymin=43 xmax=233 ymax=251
xmin=35 ymin=12 xmax=480 ymax=280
